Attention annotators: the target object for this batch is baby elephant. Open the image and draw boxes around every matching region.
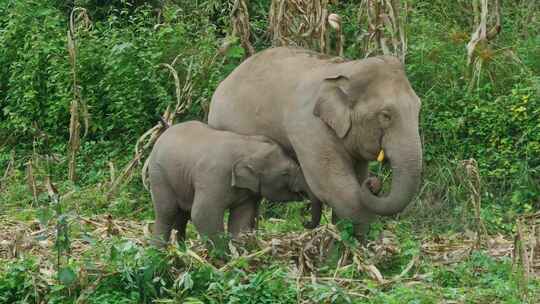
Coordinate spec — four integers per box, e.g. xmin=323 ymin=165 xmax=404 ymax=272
xmin=148 ymin=121 xmax=318 ymax=246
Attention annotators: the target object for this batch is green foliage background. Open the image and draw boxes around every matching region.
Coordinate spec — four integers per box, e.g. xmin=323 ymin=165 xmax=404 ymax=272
xmin=1 ymin=0 xmax=538 ymax=214
xmin=0 ymin=0 xmax=539 ymax=302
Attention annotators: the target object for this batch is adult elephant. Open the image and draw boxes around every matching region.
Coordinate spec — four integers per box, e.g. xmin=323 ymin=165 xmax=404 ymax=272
xmin=208 ymin=47 xmax=422 ymax=236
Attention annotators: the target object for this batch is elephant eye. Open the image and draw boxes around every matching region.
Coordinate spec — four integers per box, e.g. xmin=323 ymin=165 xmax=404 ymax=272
xmin=379 ymin=111 xmax=392 ymax=127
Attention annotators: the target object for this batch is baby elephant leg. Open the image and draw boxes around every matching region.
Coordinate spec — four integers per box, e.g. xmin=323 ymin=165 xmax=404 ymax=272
xmin=174 ymin=209 xmax=190 ymax=242
xmin=150 ymin=178 xmax=179 ymax=246
xmin=228 ymin=199 xmax=259 ymax=236
xmin=191 ymin=193 xmax=226 ymax=249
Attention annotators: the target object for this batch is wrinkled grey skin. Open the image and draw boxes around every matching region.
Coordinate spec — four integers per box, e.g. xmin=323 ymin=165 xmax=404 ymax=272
xmin=209 ymin=47 xmax=423 ymax=238
xmin=148 ymin=121 xmax=321 ymax=245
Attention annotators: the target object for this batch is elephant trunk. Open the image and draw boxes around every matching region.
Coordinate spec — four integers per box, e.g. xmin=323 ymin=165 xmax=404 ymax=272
xmin=359 ymin=132 xmax=422 ymax=216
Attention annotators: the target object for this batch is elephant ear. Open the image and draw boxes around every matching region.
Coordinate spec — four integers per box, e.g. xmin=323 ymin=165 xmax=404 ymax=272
xmin=231 ymin=158 xmax=260 ymax=193
xmin=313 ymin=75 xmax=352 ymax=138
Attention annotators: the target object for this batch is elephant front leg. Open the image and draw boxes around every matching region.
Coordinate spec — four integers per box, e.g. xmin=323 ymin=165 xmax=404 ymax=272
xmin=288 ymin=124 xmax=374 ymax=241
xmin=331 ymin=211 xmax=373 ymax=244
xmin=191 ymin=193 xmax=227 ymax=252
xmin=332 ymin=160 xmax=369 ymax=225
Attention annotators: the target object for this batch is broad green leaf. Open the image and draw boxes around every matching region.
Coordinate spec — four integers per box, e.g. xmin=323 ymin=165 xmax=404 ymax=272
xmin=58 ymin=267 xmax=77 ymax=286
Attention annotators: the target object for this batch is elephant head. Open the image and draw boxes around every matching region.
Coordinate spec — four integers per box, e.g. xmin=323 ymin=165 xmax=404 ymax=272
xmin=231 ymin=141 xmax=306 ymax=202
xmin=314 ymin=56 xmax=422 ymax=216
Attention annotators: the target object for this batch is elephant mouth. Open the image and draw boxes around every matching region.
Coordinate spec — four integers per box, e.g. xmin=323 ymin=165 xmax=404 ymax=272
xmin=359 ymin=138 xmax=383 ymax=161
xmin=358 ymin=149 xmax=380 ymax=162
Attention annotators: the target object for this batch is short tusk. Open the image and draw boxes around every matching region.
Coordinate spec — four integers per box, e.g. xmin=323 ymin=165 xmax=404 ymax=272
xmin=377 ymin=150 xmax=385 ymax=162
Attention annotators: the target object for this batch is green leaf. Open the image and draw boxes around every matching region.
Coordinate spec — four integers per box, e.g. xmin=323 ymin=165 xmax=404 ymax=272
xmin=111 ymin=42 xmax=134 ymax=55
xmin=227 ymin=44 xmax=245 ymax=60
xmin=183 ymin=297 xmax=204 ymax=304
xmin=182 ymin=272 xmax=194 ymax=290
xmin=58 ymin=267 xmax=77 ymax=286
xmin=36 ymin=207 xmax=53 ymax=227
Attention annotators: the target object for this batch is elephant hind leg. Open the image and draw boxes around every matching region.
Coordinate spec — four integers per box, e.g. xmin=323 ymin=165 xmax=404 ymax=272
xmin=304 ymin=198 xmax=322 ymax=229
xmin=174 ymin=209 xmax=190 ymax=242
xmin=150 ymin=174 xmax=180 ymax=246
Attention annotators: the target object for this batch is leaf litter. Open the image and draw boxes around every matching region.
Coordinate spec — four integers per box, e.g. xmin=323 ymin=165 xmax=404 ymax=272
xmin=1 ymin=211 xmax=538 ymax=299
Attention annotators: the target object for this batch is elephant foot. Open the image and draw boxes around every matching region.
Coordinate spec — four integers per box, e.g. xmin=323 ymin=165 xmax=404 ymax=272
xmin=303 ymin=221 xmax=318 ymax=229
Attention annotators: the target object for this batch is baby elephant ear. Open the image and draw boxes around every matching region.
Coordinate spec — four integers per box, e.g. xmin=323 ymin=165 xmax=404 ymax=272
xmin=313 ymin=75 xmax=352 ymax=138
xmin=231 ymin=158 xmax=260 ymax=193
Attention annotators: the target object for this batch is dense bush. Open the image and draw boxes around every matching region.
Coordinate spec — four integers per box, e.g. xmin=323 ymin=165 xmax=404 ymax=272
xmin=404 ymin=0 xmax=539 ymax=213
xmin=0 ymin=0 xmax=233 ymax=154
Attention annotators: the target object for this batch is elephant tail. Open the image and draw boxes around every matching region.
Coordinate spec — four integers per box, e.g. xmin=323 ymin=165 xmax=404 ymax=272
xmin=142 ymin=115 xmax=170 ymax=190
xmin=141 ymin=157 xmax=151 ymax=190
